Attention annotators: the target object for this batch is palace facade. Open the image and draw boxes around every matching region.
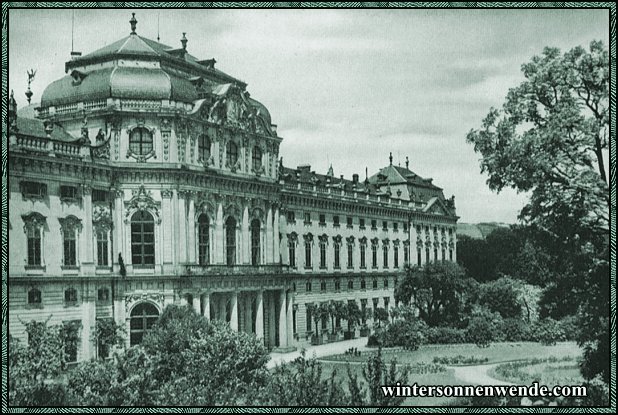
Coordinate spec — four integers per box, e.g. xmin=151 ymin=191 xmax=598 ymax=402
xmin=7 ymin=14 xmax=458 ymax=361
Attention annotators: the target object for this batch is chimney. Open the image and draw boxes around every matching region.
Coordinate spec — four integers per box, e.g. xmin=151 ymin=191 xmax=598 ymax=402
xmin=352 ymin=174 xmax=359 ymax=184
xmin=297 ymin=164 xmax=311 ymax=173
xmin=181 ymin=32 xmax=188 ymax=51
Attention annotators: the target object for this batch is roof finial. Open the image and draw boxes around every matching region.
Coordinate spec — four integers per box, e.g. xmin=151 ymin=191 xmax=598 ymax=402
xmin=405 ymin=156 xmax=409 ymax=169
xmin=130 ymin=13 xmax=137 ymax=34
xmin=25 ymin=69 xmax=36 ymax=104
xmin=181 ymin=32 xmax=188 ymax=51
xmin=157 ymin=13 xmax=160 ymax=42
xmin=389 ymin=152 xmax=393 ymax=166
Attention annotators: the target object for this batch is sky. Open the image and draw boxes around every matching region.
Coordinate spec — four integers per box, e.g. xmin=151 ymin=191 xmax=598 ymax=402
xmin=7 ymin=7 xmax=610 ymax=224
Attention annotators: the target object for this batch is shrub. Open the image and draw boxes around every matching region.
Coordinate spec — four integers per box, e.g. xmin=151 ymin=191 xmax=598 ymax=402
xmin=423 ymin=326 xmax=467 ymax=344
xmin=433 ymin=355 xmax=489 ymax=365
xmin=367 ymin=334 xmax=381 ymax=348
xmin=532 ymin=318 xmax=565 ymax=345
xmin=558 ymin=315 xmax=579 ymax=341
xmin=380 ymin=319 xmax=426 ymax=350
xmin=466 ymin=307 xmax=504 ymax=347
xmin=501 ymin=318 xmax=533 ymax=342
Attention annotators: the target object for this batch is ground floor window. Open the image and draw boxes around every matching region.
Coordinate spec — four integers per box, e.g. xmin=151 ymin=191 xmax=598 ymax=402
xmin=130 ymin=302 xmax=159 ymax=346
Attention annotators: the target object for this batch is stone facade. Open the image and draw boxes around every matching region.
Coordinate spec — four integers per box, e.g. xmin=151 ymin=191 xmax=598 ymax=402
xmin=7 ymin=14 xmax=458 ymax=360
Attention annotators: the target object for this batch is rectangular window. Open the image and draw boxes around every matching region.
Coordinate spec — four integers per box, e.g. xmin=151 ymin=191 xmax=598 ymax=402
xmin=27 ymin=227 xmax=41 ymax=266
xmin=92 ymin=189 xmax=108 ymax=203
xmin=371 ymin=219 xmax=377 ymax=230
xmin=360 ymin=244 xmax=366 ymax=268
xmin=382 ymin=221 xmax=388 ymax=231
xmin=319 ymin=214 xmax=326 ymax=226
xmin=361 ymin=299 xmax=367 ymax=323
xmin=306 ymin=281 xmax=312 ymax=292
xmin=449 ymin=249 xmax=453 ymax=262
xmin=426 ymin=248 xmax=430 ymax=264
xmin=21 ymin=181 xmax=47 ymax=198
xmin=304 ymin=212 xmax=311 ymax=224
xmin=383 ymin=245 xmax=388 ymax=268
xmin=372 ymin=279 xmax=378 ymax=289
xmin=348 ymin=280 xmax=354 ymax=290
xmin=383 ymin=297 xmax=390 ymax=310
xmin=418 ymin=248 xmax=422 ymax=266
xmin=319 ymin=241 xmax=327 ymax=269
xmin=288 ymin=242 xmax=296 ymax=268
xmin=384 ymin=278 xmax=389 ymax=288
xmin=305 ymin=242 xmax=312 ymax=268
xmin=333 ymin=215 xmax=340 ymax=227
xmin=403 ymin=223 xmax=408 ymax=232
xmin=434 ymin=248 xmax=438 ymax=262
xmin=287 ymin=211 xmax=295 ymax=223
xmin=97 ymin=288 xmax=110 ymax=302
xmin=96 ymin=230 xmax=108 ymax=266
xmin=394 ymin=246 xmax=399 ymax=268
xmin=404 ymin=245 xmax=409 ymax=264
xmin=393 ymin=222 xmax=398 ymax=232
xmin=361 ymin=279 xmax=366 ymax=290
xmin=346 ymin=216 xmax=353 ymax=228
xmin=60 ymin=185 xmax=79 ymax=201
xmin=64 ymin=231 xmax=77 ymax=266
xmin=359 ymin=218 xmax=366 ymax=229
xmin=442 ymin=249 xmax=446 ymax=262
xmin=320 ymin=280 xmax=326 ymax=291
xmin=335 ymin=279 xmax=341 ymax=291
xmin=347 ymin=243 xmax=353 ymax=268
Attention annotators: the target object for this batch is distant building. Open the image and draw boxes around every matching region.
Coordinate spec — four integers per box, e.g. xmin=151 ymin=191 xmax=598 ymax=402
xmin=7 ymin=13 xmax=458 ymax=361
xmin=457 ymin=223 xmax=511 ymax=239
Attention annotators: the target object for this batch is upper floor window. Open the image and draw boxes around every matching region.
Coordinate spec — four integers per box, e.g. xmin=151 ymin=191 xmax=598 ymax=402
xmin=92 ymin=189 xmax=108 ymax=203
xmin=198 ymin=214 xmax=210 ymax=266
xmin=131 ymin=211 xmax=155 ymax=266
xmin=252 ymin=146 xmax=262 ymax=171
xmin=251 ymin=219 xmax=261 ymax=266
xmin=225 ymin=216 xmax=237 ymax=266
xmin=394 ymin=245 xmax=399 ymax=268
xmin=60 ymin=185 xmax=79 ymax=202
xmin=59 ymin=215 xmax=82 ymax=268
xmin=97 ymin=288 xmax=110 ymax=302
xmin=288 ymin=235 xmax=297 ymax=268
xmin=393 ymin=222 xmax=399 ymax=232
xmin=347 ymin=242 xmax=354 ymax=268
xmin=360 ymin=242 xmax=367 ymax=268
xmin=382 ymin=221 xmax=388 ymax=231
xmin=333 ymin=241 xmax=341 ymax=269
xmin=319 ymin=238 xmax=327 ymax=269
xmin=346 ymin=216 xmax=353 ymax=228
xmin=96 ymin=229 xmax=109 ymax=266
xmin=384 ymin=278 xmax=389 ymax=289
xmin=319 ymin=214 xmax=326 ymax=225
xmin=21 ymin=181 xmax=47 ymax=199
xmin=359 ymin=218 xmax=366 ymax=229
xmin=306 ymin=281 xmax=312 ymax=292
xmin=64 ymin=287 xmax=78 ymax=305
xmin=348 ymin=279 xmax=354 ymax=290
xmin=287 ymin=211 xmax=296 ymax=223
xmin=26 ymin=225 xmax=42 ymax=266
xmin=129 ymin=127 xmax=153 ymax=155
xmin=334 ymin=279 xmax=341 ymax=291
xmin=383 ymin=245 xmax=389 ymax=268
xmin=403 ymin=223 xmax=408 ymax=232
xmin=304 ymin=212 xmax=311 ymax=224
xmin=371 ymin=219 xmax=377 ymax=230
xmin=198 ymin=134 xmax=211 ymax=162
xmin=333 ymin=215 xmax=340 ymax=227
xmin=226 ymin=141 xmax=239 ymax=167
xmin=371 ymin=241 xmax=378 ymax=268
xmin=320 ymin=280 xmax=326 ymax=291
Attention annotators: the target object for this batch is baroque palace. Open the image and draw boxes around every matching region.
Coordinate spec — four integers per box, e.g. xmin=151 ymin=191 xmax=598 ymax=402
xmin=7 ymin=14 xmax=458 ymax=360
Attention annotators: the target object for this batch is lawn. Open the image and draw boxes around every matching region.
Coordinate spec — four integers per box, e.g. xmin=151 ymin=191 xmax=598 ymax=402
xmin=320 ymin=341 xmax=581 ymax=366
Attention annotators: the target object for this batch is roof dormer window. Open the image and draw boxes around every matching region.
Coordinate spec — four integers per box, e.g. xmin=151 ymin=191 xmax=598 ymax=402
xmin=70 ymin=70 xmax=86 ymax=85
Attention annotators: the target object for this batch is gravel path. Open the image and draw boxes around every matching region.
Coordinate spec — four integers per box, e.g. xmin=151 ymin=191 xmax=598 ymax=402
xmin=450 ymin=363 xmax=513 ymax=385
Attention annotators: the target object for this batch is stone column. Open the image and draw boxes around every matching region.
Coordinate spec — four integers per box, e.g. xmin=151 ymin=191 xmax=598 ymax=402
xmin=273 ymin=206 xmax=280 ymax=264
xmin=230 ymin=291 xmax=238 ymax=331
xmin=255 ymin=290 xmax=264 ymax=341
xmin=216 ymin=203 xmax=224 ymax=264
xmin=193 ymin=291 xmax=201 ymax=315
xmin=265 ymin=208 xmax=273 ymax=265
xmin=278 ymin=289 xmax=287 ymax=348
xmin=242 ymin=206 xmax=250 ymax=264
xmin=161 ymin=190 xmax=174 ymax=265
xmin=286 ymin=290 xmax=294 ymax=346
xmin=178 ymin=193 xmax=187 ymax=264
xmin=188 ymin=195 xmax=196 ymax=263
xmin=203 ymin=293 xmax=210 ymax=319
xmin=81 ymin=186 xmax=94 ymax=269
xmin=411 ymin=221 xmax=418 ymax=266
xmin=81 ymin=282 xmax=96 ymax=360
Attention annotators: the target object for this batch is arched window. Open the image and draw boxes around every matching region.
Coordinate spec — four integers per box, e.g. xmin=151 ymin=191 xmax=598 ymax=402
xmin=198 ymin=214 xmax=210 ymax=266
xmin=131 ymin=211 xmax=155 ymax=266
xmin=198 ymin=134 xmax=211 ymax=162
xmin=130 ymin=302 xmax=159 ymax=346
xmin=225 ymin=216 xmax=237 ymax=266
xmin=252 ymin=146 xmax=262 ymax=171
xmin=226 ymin=141 xmax=238 ymax=167
xmin=251 ymin=219 xmax=261 ymax=266
xmin=129 ymin=127 xmax=153 ymax=155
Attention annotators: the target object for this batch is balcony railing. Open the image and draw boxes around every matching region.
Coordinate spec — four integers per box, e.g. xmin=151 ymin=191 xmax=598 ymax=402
xmin=183 ymin=263 xmax=289 ymax=276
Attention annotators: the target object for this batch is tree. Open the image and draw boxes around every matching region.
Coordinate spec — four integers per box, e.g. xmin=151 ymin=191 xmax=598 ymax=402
xmin=92 ymin=318 xmax=126 ymax=359
xmin=373 ymin=307 xmax=389 ymax=328
xmin=466 ymin=41 xmax=609 ymax=382
xmin=344 ymin=301 xmax=362 ymax=333
xmin=475 ymin=277 xmax=522 ymax=319
xmin=362 ymin=347 xmax=410 ymax=406
xmin=396 ymin=262 xmax=476 ymax=327
xmin=9 ymin=320 xmax=68 ymax=406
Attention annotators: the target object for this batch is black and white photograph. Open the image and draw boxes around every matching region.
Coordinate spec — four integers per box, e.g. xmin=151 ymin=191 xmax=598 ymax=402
xmin=3 ymin=4 xmax=613 ymax=409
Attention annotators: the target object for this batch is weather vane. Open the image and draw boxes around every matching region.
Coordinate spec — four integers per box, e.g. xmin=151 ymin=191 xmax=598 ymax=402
xmin=25 ymin=69 xmax=36 ymax=104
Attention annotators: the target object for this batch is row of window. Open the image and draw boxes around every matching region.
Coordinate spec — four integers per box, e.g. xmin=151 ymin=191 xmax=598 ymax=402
xmin=288 ymin=238 xmax=408 ymax=269
xmin=129 ymin=129 xmax=264 ymax=171
xmin=288 ymin=212 xmax=410 ymax=233
xmin=26 ymin=286 xmax=111 ymax=306
xmin=305 ymin=297 xmax=391 ymax=332
xmin=303 ymin=277 xmax=390 ymax=292
xmin=21 ymin=181 xmax=110 ymax=202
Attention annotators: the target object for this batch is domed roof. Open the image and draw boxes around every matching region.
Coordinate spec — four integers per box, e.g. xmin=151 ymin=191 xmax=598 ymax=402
xmin=248 ymin=97 xmax=272 ymax=126
xmin=41 ymin=67 xmax=198 ymax=107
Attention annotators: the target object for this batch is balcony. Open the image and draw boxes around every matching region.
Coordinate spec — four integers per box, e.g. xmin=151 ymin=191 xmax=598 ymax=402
xmin=183 ymin=263 xmax=289 ymax=276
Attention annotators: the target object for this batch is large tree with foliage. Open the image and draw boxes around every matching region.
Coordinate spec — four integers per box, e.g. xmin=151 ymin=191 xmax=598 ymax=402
xmin=395 ymin=261 xmax=476 ymax=327
xmin=467 ymin=41 xmax=609 ymax=383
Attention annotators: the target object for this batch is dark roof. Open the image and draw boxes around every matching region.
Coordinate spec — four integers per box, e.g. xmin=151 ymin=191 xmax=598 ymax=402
xmin=15 ymin=117 xmax=74 ymax=141
xmin=369 ymin=164 xmax=442 ymax=190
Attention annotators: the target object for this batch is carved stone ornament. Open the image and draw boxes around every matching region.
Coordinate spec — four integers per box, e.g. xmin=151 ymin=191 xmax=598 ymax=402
xmin=403 ymin=239 xmax=410 ymax=247
xmin=346 ymin=236 xmax=355 ymax=244
xmin=287 ymin=232 xmax=298 ymax=242
xmin=393 ymin=239 xmax=400 ymax=246
xmin=303 ymin=233 xmax=314 ymax=243
xmin=161 ymin=189 xmax=173 ymax=199
xmin=125 ymin=292 xmax=165 ymax=314
xmin=58 ymin=215 xmax=83 ymax=234
xmin=371 ymin=237 xmax=379 ymax=246
xmin=22 ymin=211 xmax=47 ymax=232
xmin=359 ymin=236 xmax=367 ymax=245
xmin=332 ymin=235 xmax=343 ymax=244
xmin=382 ymin=238 xmax=390 ymax=246
xmin=318 ymin=234 xmax=329 ymax=243
xmin=92 ymin=205 xmax=113 ymax=231
xmin=124 ymin=185 xmax=161 ymax=224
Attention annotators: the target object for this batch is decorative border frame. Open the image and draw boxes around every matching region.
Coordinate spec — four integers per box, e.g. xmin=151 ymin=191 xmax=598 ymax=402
xmin=1 ymin=2 xmax=615 ymax=413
